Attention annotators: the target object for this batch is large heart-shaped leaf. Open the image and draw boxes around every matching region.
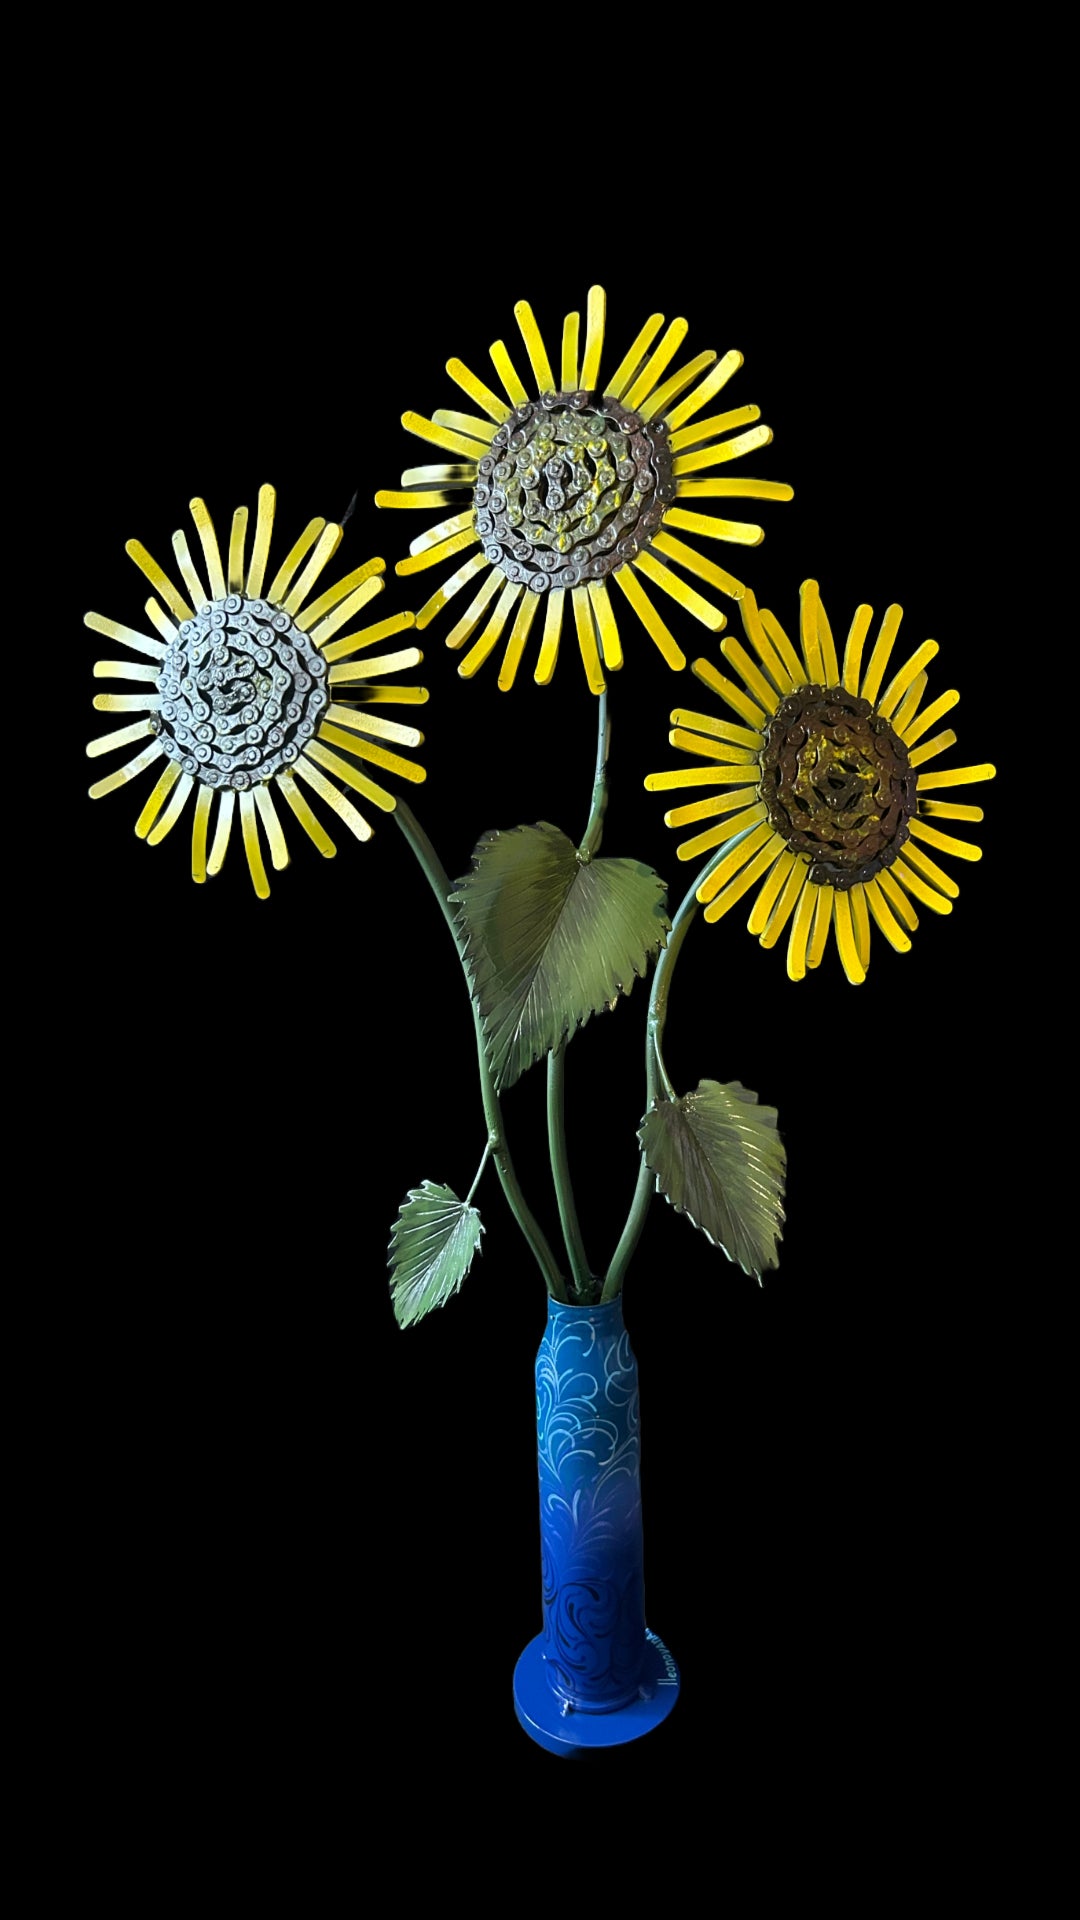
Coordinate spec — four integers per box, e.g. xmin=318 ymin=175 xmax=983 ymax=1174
xmin=451 ymin=821 xmax=670 ymax=1089
xmin=388 ymin=1181 xmax=484 ymax=1329
xmin=639 ymin=1079 xmax=786 ymax=1280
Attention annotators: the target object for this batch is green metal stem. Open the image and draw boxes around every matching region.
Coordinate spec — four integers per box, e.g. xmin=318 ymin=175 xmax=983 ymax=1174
xmin=394 ymin=799 xmax=569 ymax=1302
xmin=579 ymin=686 xmax=610 ymax=862
xmin=601 ymin=842 xmax=726 ymax=1302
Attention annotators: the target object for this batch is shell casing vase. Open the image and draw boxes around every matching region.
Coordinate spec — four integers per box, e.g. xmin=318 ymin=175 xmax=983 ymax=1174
xmin=513 ymin=1295 xmax=679 ymax=1756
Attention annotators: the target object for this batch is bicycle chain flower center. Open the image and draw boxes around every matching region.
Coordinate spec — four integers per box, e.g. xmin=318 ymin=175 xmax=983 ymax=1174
xmin=151 ymin=595 xmax=329 ymax=789
xmin=760 ymin=684 xmax=917 ymax=887
xmin=472 ymin=392 xmax=675 ymax=594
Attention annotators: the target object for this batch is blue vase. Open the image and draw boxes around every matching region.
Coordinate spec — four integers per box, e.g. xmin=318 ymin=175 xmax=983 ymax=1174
xmin=513 ymin=1295 xmax=680 ymax=1755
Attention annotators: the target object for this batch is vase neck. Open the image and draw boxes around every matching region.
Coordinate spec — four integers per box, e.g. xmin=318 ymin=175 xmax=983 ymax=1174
xmin=546 ymin=1295 xmax=625 ymax=1335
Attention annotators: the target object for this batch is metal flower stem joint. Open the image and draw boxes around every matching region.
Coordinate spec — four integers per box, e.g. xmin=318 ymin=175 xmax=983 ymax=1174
xmin=391 ymin=796 xmax=569 ymax=1304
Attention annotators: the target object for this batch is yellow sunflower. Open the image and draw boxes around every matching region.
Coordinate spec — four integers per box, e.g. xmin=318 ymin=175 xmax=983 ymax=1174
xmin=374 ymin=288 xmax=791 ymax=693
xmin=85 ymin=486 xmax=427 ymax=898
xmin=645 ymin=581 xmax=995 ymax=982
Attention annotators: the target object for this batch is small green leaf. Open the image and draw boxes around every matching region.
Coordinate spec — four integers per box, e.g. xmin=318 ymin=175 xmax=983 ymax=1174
xmin=639 ymin=1079 xmax=786 ymax=1280
xmin=451 ymin=821 xmax=670 ymax=1089
xmin=389 ymin=1181 xmax=484 ymax=1329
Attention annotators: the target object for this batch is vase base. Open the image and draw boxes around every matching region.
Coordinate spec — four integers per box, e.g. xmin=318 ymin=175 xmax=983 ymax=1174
xmin=513 ymin=1628 xmax=680 ymax=1757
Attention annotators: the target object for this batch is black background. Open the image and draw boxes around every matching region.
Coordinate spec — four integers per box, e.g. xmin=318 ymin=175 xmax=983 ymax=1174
xmin=59 ymin=169 xmax=1020 ymax=1805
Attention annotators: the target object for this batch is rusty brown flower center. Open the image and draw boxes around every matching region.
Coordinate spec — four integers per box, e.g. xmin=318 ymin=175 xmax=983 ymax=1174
xmin=760 ymin=685 xmax=916 ymax=887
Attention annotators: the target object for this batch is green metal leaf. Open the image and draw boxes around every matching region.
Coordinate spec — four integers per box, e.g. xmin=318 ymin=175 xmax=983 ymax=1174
xmin=639 ymin=1080 xmax=786 ymax=1280
xmin=388 ymin=1181 xmax=484 ymax=1329
xmin=451 ymin=821 xmax=670 ymax=1089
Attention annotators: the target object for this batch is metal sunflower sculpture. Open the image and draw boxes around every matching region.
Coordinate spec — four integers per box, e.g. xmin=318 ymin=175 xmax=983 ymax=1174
xmin=85 ymin=486 xmax=427 ymax=896
xmin=646 ymin=580 xmax=996 ymax=981
xmin=375 ymin=287 xmax=791 ymax=691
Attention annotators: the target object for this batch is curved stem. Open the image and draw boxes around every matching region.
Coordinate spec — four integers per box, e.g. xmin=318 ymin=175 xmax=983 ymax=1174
xmin=601 ymin=842 xmax=726 ymax=1302
xmin=394 ymin=799 xmax=568 ymax=1302
xmin=547 ymin=1046 xmax=592 ymax=1299
xmin=579 ymin=686 xmax=610 ymax=862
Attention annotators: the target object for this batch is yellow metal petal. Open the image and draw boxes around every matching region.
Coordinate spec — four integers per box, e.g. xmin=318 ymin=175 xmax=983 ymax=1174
xmin=692 ymin=657 xmax=766 ymax=730
xmin=409 ymin=509 xmax=475 ymax=556
xmin=253 ymin=781 xmax=291 ymax=870
xmin=396 ymin=527 xmax=479 ymax=576
xmin=375 ymin=489 xmax=463 ymax=512
xmin=190 ymin=497 xmax=226 ymax=601
xmin=147 ymin=770 xmax=193 ymax=846
xmin=561 ymin=311 xmax=580 ymax=391
xmin=489 ymin=339 xmax=529 ymax=406
xmin=93 ymin=660 xmax=159 ymax=682
xmin=669 ymin=728 xmax=757 ymax=764
xmin=670 ymin=709 xmax=763 ymax=749
xmin=864 ymin=875 xmax=911 ymax=952
xmin=891 ymin=671 xmax=928 ymax=738
xmin=909 ymin=729 xmax=958 ymax=767
xmin=535 ymin=589 xmax=565 ymax=685
xmin=902 ymin=838 xmax=960 ymax=897
xmin=228 ymin=506 xmax=248 ymax=595
xmin=860 ymin=604 xmax=903 ymax=705
xmin=294 ymin=756 xmax=373 ymax=842
xmin=807 ymin=885 xmax=834 ymax=969
xmin=799 ymin=580 xmax=825 ymax=683
xmin=446 ymin=357 xmax=511 ymax=423
xmin=916 ymin=762 xmax=996 ymax=791
xmin=460 ymin=581 xmax=524 ymax=680
xmin=646 ymin=766 xmax=735 ymax=792
xmin=581 ymin=285 xmax=606 ymax=390
xmin=761 ymin=859 xmax=807 ymax=949
xmin=901 ymin=687 xmax=959 ymax=745
xmin=402 ymin=410 xmax=491 ymax=461
xmin=191 ymin=783 xmax=213 ymax=883
xmin=514 ymin=300 xmax=555 ymax=393
xmin=786 ymin=877 xmax=817 ymax=979
xmin=833 ymin=889 xmax=865 ymax=984
xmin=353 ymin=685 xmax=428 ymax=706
xmin=239 ymin=789 xmax=270 ymax=898
xmin=317 ymin=722 xmax=425 ymax=785
xmin=640 ymin=350 xmax=717 ymax=423
xmin=909 ymin=818 xmax=981 ymax=862
xmin=125 ymin=540 xmax=192 ymax=622
xmin=610 ymin=565 xmax=685 ymax=670
xmin=572 ymin=585 xmax=605 ymax=695
xmin=841 ymin=604 xmax=874 ymax=695
xmin=721 ymin=638 xmax=780 ymax=714
xmin=737 ymin=592 xmax=795 ymax=694
xmin=86 ymin=718 xmax=156 ymax=758
xmin=432 ymin=408 xmax=497 ymax=444
xmin=893 ymin=856 xmax=952 ymax=913
xmin=246 ymin=484 xmax=276 ymax=598
xmin=327 ymin=646 xmax=423 ymax=685
xmin=634 ymin=549 xmax=725 ymax=631
xmin=702 ymin=835 xmax=785 ymax=923
xmin=325 ymin=703 xmax=423 ymax=748
xmin=310 ymin=576 xmax=385 ymax=648
xmin=305 ymin=739 xmax=396 ymax=811
xmin=850 ymin=883 xmax=871 ymax=969
xmin=650 ymin=529 xmax=744 ymax=601
xmin=416 ymin=550 xmax=490 ymax=630
xmin=623 ymin=319 xmax=689 ymax=410
xmin=816 ymin=594 xmax=839 ymax=686
xmin=88 ymin=741 xmax=163 ymax=798
xmin=920 ymin=799 xmax=984 ymax=822
xmin=207 ymin=789 xmax=234 ymax=875
xmin=878 ymin=639 xmax=939 ymax=720
xmin=401 ymin=464 xmax=477 ymax=487
xmin=282 ymin=522 xmax=343 ymax=614
xmin=876 ymin=867 xmax=919 ymax=931
xmin=134 ymin=761 xmax=181 ymax=839
xmin=322 ymin=611 xmax=415 ymax=666
xmin=672 ymin=426 xmax=774 ymax=475
xmin=93 ymin=692 xmax=160 ymax=712
xmin=276 ymin=769 xmax=336 ymax=858
xmin=84 ymin=611 xmax=167 ymax=663
xmin=267 ymin=517 xmax=326 ymax=606
xmin=747 ymin=849 xmax=796 ymax=935
xmin=171 ymin=530 xmax=208 ymax=611
xmin=498 ymin=591 xmax=541 ymax=691
xmin=675 ymin=477 xmax=793 ymax=502
xmin=664 ymin=350 xmax=744 ymax=431
xmin=668 ymin=405 xmax=761 ymax=453
xmin=753 ymin=603 xmax=807 ymax=688
xmin=664 ymin=506 xmax=764 ymax=546
xmin=445 ymin=566 xmax=504 ymax=650
xmin=587 ymin=579 xmax=622 ymax=670
xmin=605 ymin=313 xmax=665 ymax=401
xmin=664 ymin=788 xmax=757 ymax=828
xmin=684 ymin=811 xmax=768 ymax=872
